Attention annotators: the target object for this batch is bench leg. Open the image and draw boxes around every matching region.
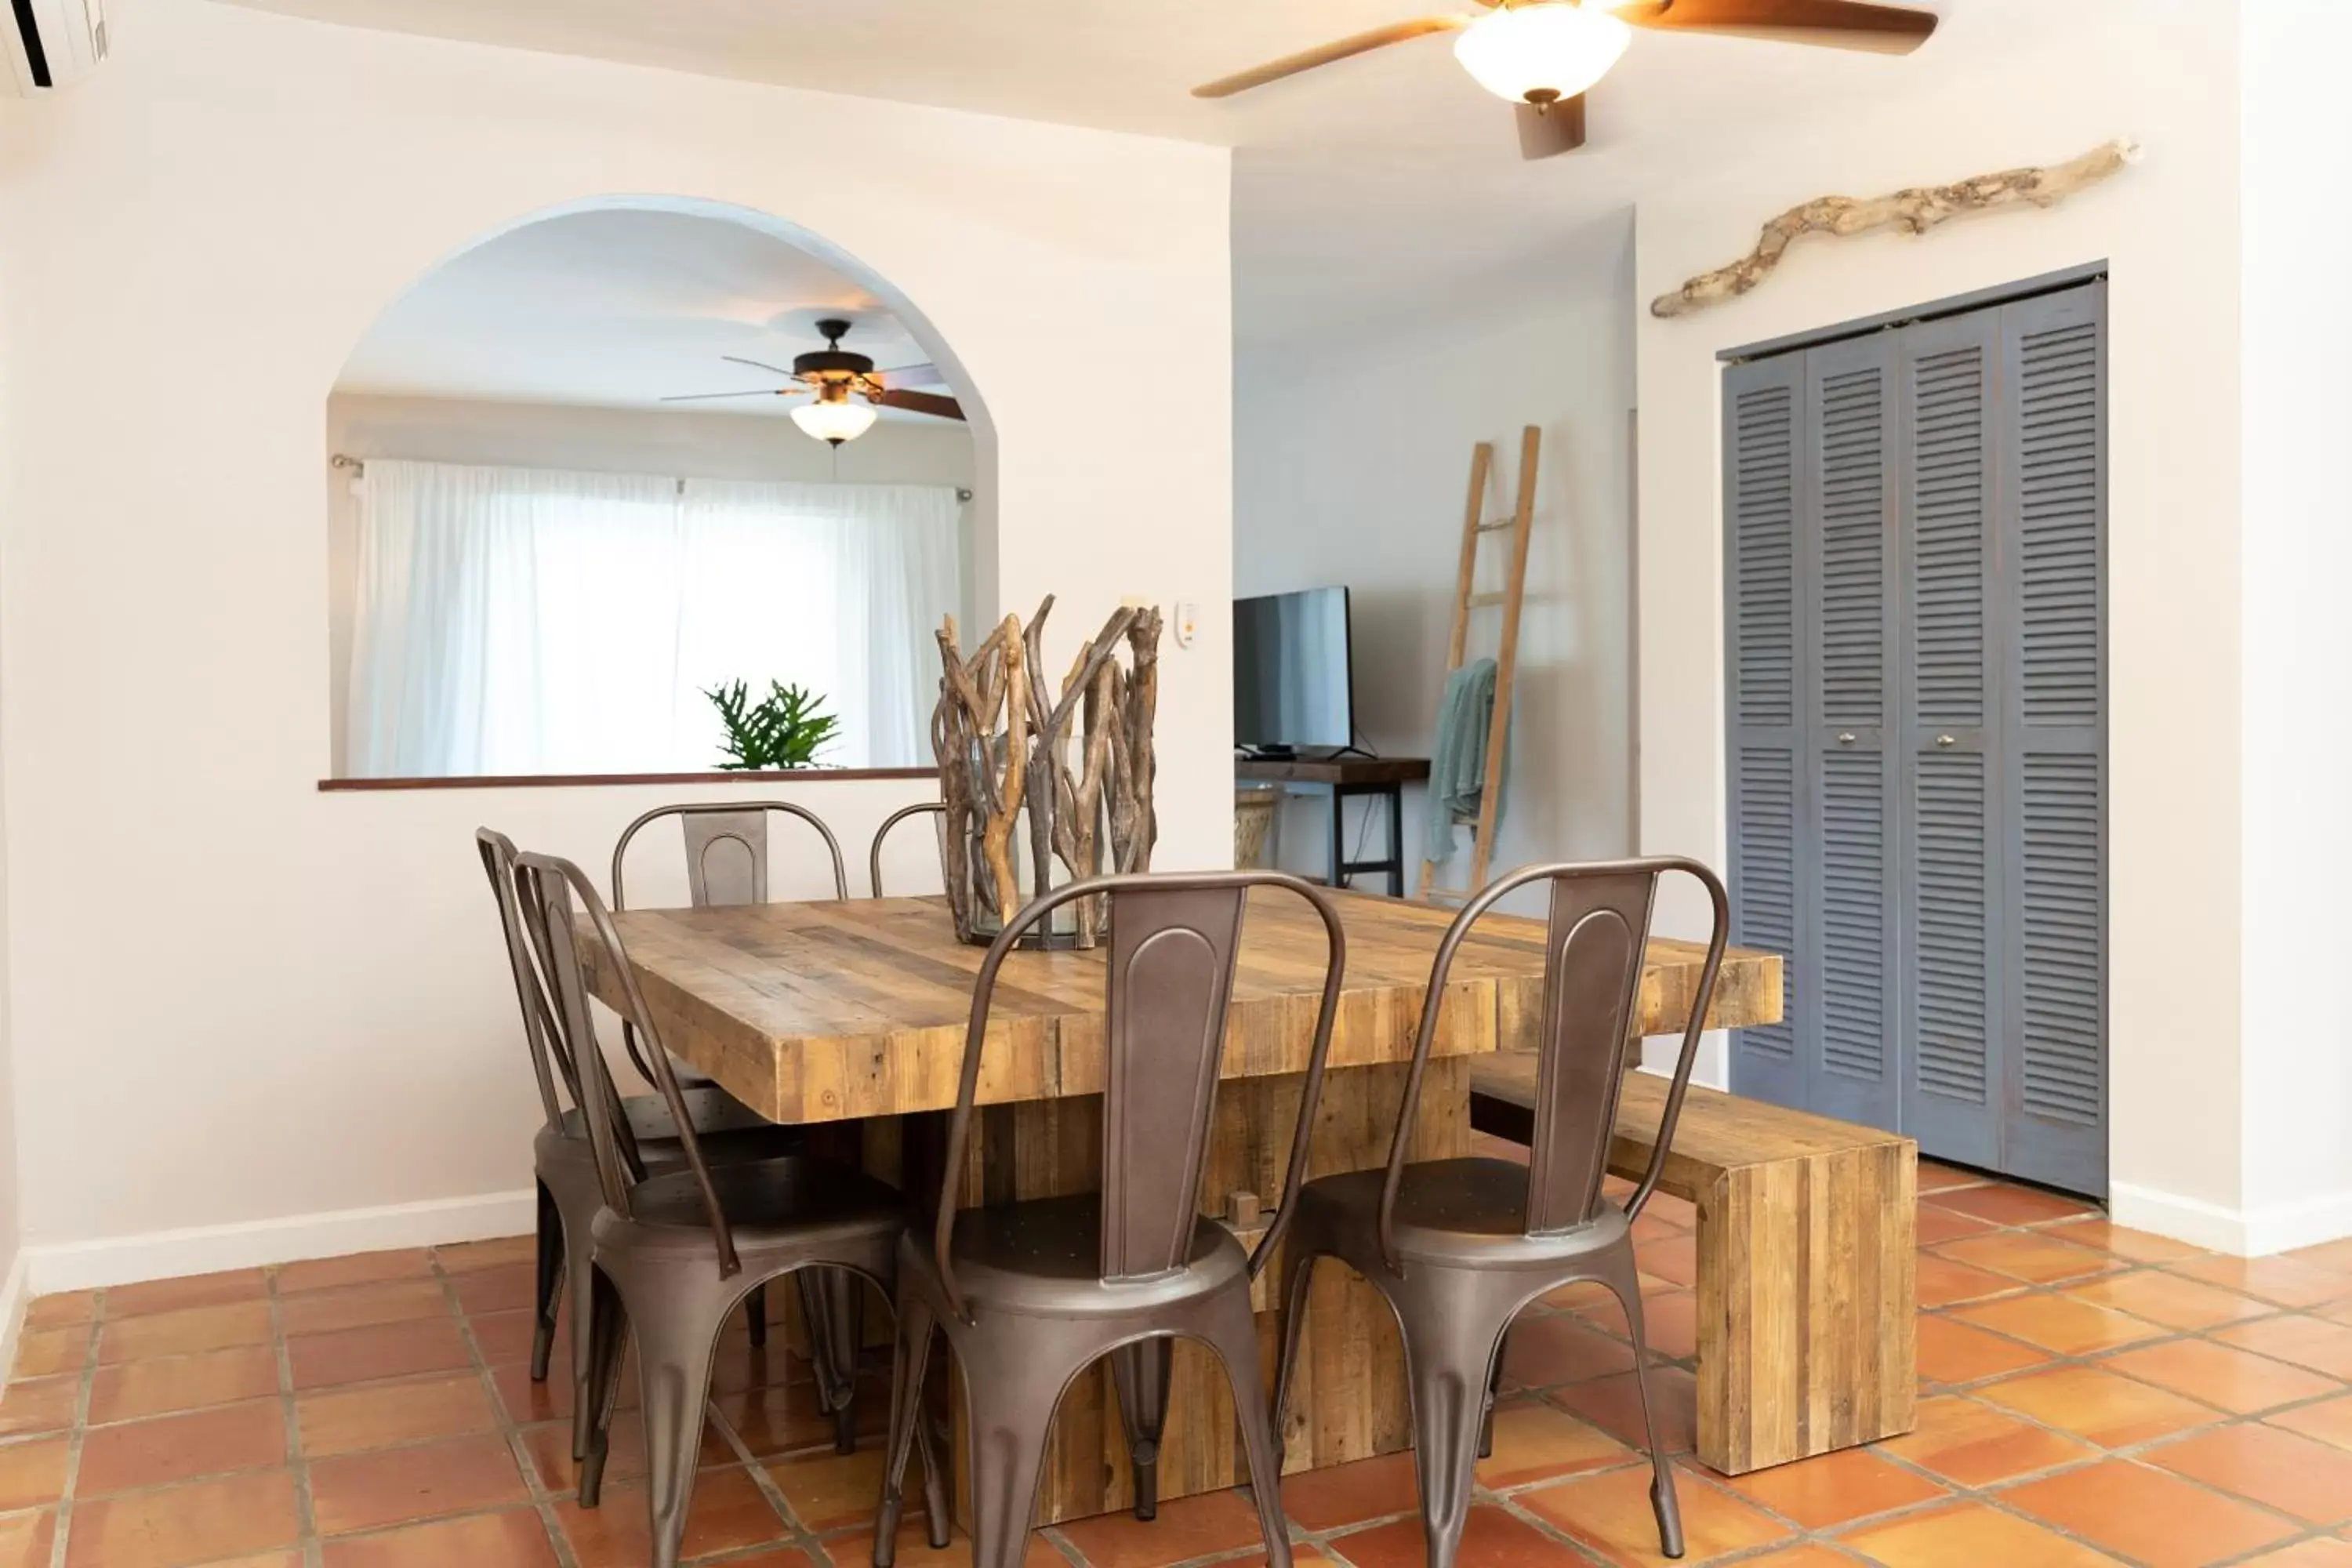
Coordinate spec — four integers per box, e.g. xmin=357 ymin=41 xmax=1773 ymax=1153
xmin=1693 ymin=1142 xmax=1917 ymax=1475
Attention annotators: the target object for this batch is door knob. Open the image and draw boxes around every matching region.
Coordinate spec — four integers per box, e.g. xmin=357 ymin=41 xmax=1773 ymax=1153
xmin=1837 ymin=732 xmax=1857 ymax=746
xmin=1935 ymin=734 xmax=1957 ymax=747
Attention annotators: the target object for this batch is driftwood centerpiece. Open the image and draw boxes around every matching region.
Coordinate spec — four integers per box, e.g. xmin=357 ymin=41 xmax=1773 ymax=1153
xmin=1650 ymin=138 xmax=2139 ymax=320
xmin=932 ymin=596 xmax=1160 ymax=949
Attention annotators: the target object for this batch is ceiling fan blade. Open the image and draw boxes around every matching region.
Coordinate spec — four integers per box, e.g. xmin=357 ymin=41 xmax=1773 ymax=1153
xmin=1192 ymin=16 xmax=1469 ymax=99
xmin=720 ymin=354 xmax=803 ymax=378
xmin=1516 ymin=93 xmax=1588 ymax=160
xmin=662 ymin=390 xmax=792 ymax=402
xmin=877 ymin=362 xmax=945 ymax=388
xmin=1609 ymin=0 xmax=1936 ymax=53
xmin=876 ymin=388 xmax=966 ymax=422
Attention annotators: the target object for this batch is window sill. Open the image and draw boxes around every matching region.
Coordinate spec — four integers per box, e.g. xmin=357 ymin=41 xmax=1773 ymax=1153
xmin=318 ymin=768 xmax=938 ymax=792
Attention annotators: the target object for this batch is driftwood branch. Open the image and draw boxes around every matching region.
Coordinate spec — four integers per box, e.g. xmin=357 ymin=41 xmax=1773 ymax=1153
xmin=1650 ymin=138 xmax=2139 ymax=321
xmin=931 ymin=602 xmax=1162 ymax=947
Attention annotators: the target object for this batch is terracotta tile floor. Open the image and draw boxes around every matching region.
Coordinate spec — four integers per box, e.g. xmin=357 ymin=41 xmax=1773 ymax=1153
xmin=7 ymin=1163 xmax=2352 ymax=1567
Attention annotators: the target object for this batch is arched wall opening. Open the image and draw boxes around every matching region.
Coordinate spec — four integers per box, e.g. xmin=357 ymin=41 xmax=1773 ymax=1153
xmin=322 ymin=195 xmax=999 ymax=783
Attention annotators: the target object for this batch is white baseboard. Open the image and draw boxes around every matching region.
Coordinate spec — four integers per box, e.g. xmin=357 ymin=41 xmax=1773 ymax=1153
xmin=0 ymin=1247 xmax=31 ymax=1388
xmin=2110 ymin=1179 xmax=2352 ymax=1258
xmin=23 ymin=1189 xmax=538 ymax=1296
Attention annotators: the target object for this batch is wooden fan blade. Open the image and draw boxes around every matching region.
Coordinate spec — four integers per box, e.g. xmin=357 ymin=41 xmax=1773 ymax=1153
xmin=877 ymin=388 xmax=965 ymax=422
xmin=662 ymin=390 xmax=791 ymax=402
xmin=1192 ymin=16 xmax=1468 ymax=99
xmin=1609 ymin=0 xmax=1936 ymax=53
xmin=1516 ymin=94 xmax=1588 ymax=159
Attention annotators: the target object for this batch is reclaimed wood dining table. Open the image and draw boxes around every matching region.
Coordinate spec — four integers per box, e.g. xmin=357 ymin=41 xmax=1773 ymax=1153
xmin=578 ymin=888 xmax=1783 ymax=1525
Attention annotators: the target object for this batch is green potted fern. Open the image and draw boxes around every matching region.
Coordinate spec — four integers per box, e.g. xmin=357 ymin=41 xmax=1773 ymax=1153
xmin=705 ymin=680 xmax=843 ymax=770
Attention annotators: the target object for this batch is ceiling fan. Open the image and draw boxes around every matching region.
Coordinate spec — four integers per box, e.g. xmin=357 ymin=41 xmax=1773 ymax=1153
xmin=1193 ymin=0 xmax=1939 ymax=160
xmin=664 ymin=318 xmax=964 ymax=446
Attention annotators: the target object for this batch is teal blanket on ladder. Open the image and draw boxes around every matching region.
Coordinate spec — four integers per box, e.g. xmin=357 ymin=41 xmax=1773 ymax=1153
xmin=1425 ymin=657 xmax=1506 ymax=866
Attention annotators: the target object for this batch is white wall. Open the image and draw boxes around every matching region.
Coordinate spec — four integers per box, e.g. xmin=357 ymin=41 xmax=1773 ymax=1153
xmin=1234 ymin=216 xmax=1638 ymax=895
xmin=0 ymin=0 xmax=1231 ymax=1276
xmin=1632 ymin=2 xmax=2261 ymax=1242
xmin=2236 ymin=0 xmax=2352 ymax=1253
xmin=323 ymin=393 xmax=979 ymax=775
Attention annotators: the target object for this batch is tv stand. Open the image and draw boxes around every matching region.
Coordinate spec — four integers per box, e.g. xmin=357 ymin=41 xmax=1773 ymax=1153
xmin=1235 ymin=755 xmax=1431 ymax=898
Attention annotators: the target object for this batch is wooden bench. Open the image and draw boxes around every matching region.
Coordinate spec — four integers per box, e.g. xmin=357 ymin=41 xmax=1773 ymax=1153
xmin=1470 ymin=1061 xmax=1916 ymax=1475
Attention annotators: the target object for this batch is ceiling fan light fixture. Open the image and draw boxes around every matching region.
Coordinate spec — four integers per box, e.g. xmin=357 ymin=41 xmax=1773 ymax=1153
xmin=1453 ymin=1 xmax=1631 ymax=107
xmin=791 ymin=386 xmax=879 ymax=447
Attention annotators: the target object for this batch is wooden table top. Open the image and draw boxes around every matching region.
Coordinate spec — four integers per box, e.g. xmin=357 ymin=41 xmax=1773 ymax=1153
xmin=579 ymin=891 xmax=1784 ymax=1125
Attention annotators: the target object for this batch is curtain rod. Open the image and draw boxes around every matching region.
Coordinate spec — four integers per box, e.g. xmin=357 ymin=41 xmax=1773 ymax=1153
xmin=330 ymin=455 xmax=971 ymax=503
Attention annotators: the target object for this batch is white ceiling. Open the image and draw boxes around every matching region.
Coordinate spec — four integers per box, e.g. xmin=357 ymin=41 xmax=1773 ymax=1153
xmin=337 ymin=208 xmax=954 ymax=417
xmin=270 ymin=0 xmax=2083 ymax=360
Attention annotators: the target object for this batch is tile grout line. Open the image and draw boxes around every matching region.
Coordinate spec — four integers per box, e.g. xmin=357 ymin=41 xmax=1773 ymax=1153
xmin=266 ymin=1267 xmax=328 ymax=1568
xmin=44 ymin=1288 xmax=104 ymax=1568
xmin=434 ymin=1243 xmax=587 ymax=1568
xmin=706 ymin=1291 xmax=839 ymax=1566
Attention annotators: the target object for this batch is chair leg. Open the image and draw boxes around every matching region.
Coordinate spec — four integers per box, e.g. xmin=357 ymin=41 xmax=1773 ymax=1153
xmin=799 ymin=1270 xmax=863 ymax=1451
xmin=1203 ymin=1292 xmax=1293 ymax=1568
xmin=622 ymin=1277 xmax=734 ymax=1568
xmin=531 ymin=1180 xmax=564 ymax=1384
xmin=1477 ymin=1329 xmax=1508 ymax=1460
xmin=1606 ymin=1258 xmax=1684 ymax=1560
xmin=747 ymin=1283 xmax=768 ymax=1350
xmin=960 ymin=1326 xmax=1074 ymax=1568
xmin=1269 ymin=1246 xmax=1319 ymax=1468
xmin=1396 ymin=1295 xmax=1512 ymax=1568
xmin=567 ymin=1221 xmax=601 ymax=1462
xmin=576 ymin=1266 xmax=630 ymax=1508
xmin=874 ymin=1293 xmax=945 ymax=1568
xmin=1109 ymin=1337 xmax=1174 ymax=1520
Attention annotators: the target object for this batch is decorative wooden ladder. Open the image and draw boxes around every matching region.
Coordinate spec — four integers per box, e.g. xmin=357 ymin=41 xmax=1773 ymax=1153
xmin=1417 ymin=426 xmax=1539 ymax=904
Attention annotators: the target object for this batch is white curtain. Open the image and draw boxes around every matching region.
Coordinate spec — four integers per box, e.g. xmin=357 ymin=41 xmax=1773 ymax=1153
xmin=346 ymin=459 xmax=961 ymax=776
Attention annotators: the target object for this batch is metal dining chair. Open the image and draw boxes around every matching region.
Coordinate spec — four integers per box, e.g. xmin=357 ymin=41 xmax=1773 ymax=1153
xmin=867 ymin=800 xmax=946 ymax=898
xmin=476 ymin=829 xmax=804 ymax=1466
xmin=513 ymin=848 xmax=950 ymax=1568
xmin=870 ymin=870 xmax=1347 ymax=1568
xmin=610 ymin=800 xmax=864 ymax=1445
xmin=1269 ymin=858 xmax=1730 ymax=1566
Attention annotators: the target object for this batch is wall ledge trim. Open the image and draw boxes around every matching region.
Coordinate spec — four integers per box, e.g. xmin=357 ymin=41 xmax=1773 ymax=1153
xmin=321 ymin=768 xmax=937 ymax=792
xmin=2110 ymin=1179 xmax=2352 ymax=1258
xmin=23 ymin=1189 xmax=538 ymax=1295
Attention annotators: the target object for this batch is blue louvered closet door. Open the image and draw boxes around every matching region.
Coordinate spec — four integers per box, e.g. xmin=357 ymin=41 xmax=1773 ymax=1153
xmin=1724 ymin=278 xmax=2107 ymax=1196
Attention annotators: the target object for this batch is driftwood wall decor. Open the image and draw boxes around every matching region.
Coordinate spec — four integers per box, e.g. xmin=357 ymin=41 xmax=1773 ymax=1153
xmin=1650 ymin=138 xmax=2138 ymax=320
xmin=932 ymin=596 xmax=1160 ymax=948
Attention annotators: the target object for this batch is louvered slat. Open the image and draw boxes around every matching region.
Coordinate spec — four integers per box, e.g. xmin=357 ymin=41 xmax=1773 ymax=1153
xmin=2017 ymin=320 xmax=2101 ymax=726
xmin=1913 ymin=752 xmax=1989 ymax=1104
xmin=1820 ymin=750 xmax=1885 ymax=1080
xmin=1818 ymin=367 xmax=1886 ymax=727
xmin=2019 ymin=753 xmax=2100 ymax=1126
xmin=1733 ymin=386 xmax=1796 ymax=728
xmin=1910 ymin=347 xmax=1986 ymax=726
xmin=1735 ymin=746 xmax=1797 ymax=1062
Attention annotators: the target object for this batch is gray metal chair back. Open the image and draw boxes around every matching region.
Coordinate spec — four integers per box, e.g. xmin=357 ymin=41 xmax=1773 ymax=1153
xmin=513 ymin=850 xmax=742 ymax=1275
xmin=1378 ymin=856 xmax=1730 ymax=1272
xmin=932 ymin=869 xmax=1347 ymax=1320
xmin=867 ymin=800 xmax=946 ymax=898
xmin=612 ymin=800 xmax=848 ymax=910
xmin=475 ymin=828 xmax=579 ymax=1132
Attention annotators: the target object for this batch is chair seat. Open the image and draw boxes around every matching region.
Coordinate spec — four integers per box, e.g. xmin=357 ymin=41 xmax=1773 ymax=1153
xmin=901 ymin=1192 xmax=1249 ymax=1319
xmin=1296 ymin=1158 xmax=1628 ymax=1268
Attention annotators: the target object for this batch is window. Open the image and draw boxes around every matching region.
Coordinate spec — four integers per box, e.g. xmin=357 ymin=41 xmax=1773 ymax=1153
xmin=342 ymin=459 xmax=961 ymax=776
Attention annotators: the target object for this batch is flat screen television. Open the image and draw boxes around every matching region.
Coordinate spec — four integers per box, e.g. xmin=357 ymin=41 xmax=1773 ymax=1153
xmin=1234 ymin=586 xmax=1354 ymax=755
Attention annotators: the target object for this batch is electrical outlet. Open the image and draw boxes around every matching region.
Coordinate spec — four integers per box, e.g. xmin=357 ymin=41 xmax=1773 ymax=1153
xmin=1174 ymin=601 xmax=1199 ymax=648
